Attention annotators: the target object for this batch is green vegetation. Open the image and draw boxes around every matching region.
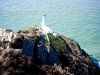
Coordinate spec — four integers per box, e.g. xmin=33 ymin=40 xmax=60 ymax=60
xmin=0 ymin=36 xmax=2 ymax=39
xmin=42 ymin=34 xmax=47 ymax=40
xmin=48 ymin=35 xmax=66 ymax=52
xmin=71 ymin=42 xmax=77 ymax=49
xmin=25 ymin=25 xmax=40 ymax=31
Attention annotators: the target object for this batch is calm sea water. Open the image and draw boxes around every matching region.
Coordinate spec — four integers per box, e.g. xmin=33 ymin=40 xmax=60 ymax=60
xmin=0 ymin=0 xmax=100 ymax=61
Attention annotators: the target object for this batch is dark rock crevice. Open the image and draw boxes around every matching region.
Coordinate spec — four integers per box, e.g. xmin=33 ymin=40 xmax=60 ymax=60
xmin=59 ymin=36 xmax=72 ymax=54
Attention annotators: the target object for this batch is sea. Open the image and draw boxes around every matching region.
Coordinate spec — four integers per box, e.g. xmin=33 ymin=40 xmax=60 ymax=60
xmin=0 ymin=0 xmax=100 ymax=61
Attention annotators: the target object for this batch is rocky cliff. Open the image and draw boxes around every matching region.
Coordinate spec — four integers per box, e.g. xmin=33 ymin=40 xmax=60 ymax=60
xmin=0 ymin=26 xmax=100 ymax=75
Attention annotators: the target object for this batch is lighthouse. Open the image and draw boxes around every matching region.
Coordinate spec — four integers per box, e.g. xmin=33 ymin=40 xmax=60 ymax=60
xmin=41 ymin=13 xmax=46 ymax=26
xmin=41 ymin=13 xmax=54 ymax=34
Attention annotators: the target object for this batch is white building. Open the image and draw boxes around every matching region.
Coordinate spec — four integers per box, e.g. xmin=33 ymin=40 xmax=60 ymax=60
xmin=41 ymin=13 xmax=54 ymax=34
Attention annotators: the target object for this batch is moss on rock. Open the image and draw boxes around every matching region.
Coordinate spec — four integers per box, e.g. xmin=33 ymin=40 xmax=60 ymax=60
xmin=48 ymin=34 xmax=66 ymax=53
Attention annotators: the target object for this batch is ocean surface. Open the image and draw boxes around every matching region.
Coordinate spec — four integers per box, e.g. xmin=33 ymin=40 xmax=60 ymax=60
xmin=0 ymin=0 xmax=100 ymax=61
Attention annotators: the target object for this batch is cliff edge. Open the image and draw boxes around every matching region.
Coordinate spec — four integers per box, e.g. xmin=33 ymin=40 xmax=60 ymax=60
xmin=0 ymin=26 xmax=100 ymax=75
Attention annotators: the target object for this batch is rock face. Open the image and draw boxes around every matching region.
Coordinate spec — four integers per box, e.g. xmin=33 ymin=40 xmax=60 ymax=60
xmin=0 ymin=27 xmax=100 ymax=75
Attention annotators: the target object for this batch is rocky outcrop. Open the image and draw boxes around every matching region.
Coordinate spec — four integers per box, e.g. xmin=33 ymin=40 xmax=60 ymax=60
xmin=0 ymin=27 xmax=100 ymax=75
xmin=59 ymin=35 xmax=88 ymax=56
xmin=0 ymin=49 xmax=46 ymax=75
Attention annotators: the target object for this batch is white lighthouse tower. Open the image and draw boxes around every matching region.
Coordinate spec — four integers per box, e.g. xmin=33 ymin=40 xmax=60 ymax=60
xmin=41 ymin=13 xmax=46 ymax=27
xmin=41 ymin=13 xmax=53 ymax=34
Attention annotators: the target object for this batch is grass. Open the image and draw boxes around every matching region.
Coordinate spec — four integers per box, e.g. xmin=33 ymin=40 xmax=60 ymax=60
xmin=48 ymin=35 xmax=66 ymax=51
xmin=42 ymin=34 xmax=47 ymax=40
xmin=25 ymin=25 xmax=40 ymax=31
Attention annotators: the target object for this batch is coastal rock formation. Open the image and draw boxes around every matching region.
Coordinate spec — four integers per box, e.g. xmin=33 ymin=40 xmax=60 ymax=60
xmin=0 ymin=26 xmax=100 ymax=75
